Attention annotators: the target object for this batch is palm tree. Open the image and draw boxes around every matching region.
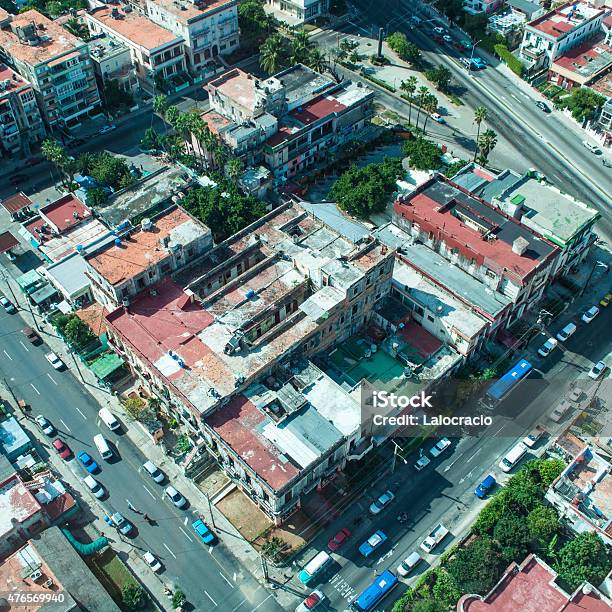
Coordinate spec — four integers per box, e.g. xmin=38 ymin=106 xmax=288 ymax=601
xmin=226 ymin=158 xmax=244 ymax=185
xmin=260 ymin=34 xmax=285 ymax=74
xmin=421 ymin=94 xmax=439 ymax=134
xmin=153 ymin=94 xmax=168 ymax=135
xmin=473 ymin=105 xmax=487 ymax=161
xmin=293 ymin=29 xmax=312 ymax=50
xmin=415 ymin=86 xmax=429 ymax=130
xmin=307 ymin=48 xmax=327 ymax=74
xmin=477 ymin=129 xmax=498 ymax=165
xmin=400 ymin=76 xmax=418 ymax=125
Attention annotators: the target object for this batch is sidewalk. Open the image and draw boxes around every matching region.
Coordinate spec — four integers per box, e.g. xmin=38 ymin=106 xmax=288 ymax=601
xmin=0 ymin=268 xmax=299 ymax=609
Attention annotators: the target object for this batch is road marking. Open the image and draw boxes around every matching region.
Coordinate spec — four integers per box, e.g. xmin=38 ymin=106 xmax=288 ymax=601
xmin=59 ymin=419 xmax=71 ymax=432
xmin=30 ymin=383 xmax=40 ymax=395
xmin=142 ymin=485 xmax=155 ymax=499
xmin=126 ymin=499 xmax=136 ymax=511
xmin=47 ymin=373 xmax=58 ymax=385
xmin=459 ymin=468 xmax=476 ymax=485
xmin=233 ymin=572 xmax=236 ymax=582
xmin=178 ymin=526 xmax=193 ymax=542
xmin=75 ymin=407 xmax=86 ymax=419
xmin=18 ymin=340 xmax=29 ymax=352
xmin=251 ymin=594 xmax=273 ymax=611
xmin=204 ymin=591 xmax=217 ymax=607
xmin=162 ymin=543 xmax=177 ymax=559
xmin=466 ymin=448 xmax=481 ymax=462
xmin=230 ymin=599 xmax=247 ymax=612
xmin=209 ymin=546 xmax=214 ymax=554
xmin=443 ymin=457 xmax=460 ymax=472
xmin=219 ymin=572 xmax=233 ymax=588
xmin=184 ymin=516 xmax=188 ymax=525
xmin=3 ymin=350 xmax=12 ymax=361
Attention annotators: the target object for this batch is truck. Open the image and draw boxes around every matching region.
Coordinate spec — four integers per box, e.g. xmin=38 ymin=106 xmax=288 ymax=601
xmin=420 ymin=524 xmax=449 ymax=553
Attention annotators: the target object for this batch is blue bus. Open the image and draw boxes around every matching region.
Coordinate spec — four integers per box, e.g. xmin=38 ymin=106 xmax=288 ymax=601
xmin=351 ymin=570 xmax=398 ymax=611
xmin=482 ymin=358 xmax=533 ymax=409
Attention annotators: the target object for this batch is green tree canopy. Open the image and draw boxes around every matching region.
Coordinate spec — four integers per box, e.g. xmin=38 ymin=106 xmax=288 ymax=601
xmin=403 ymin=137 xmax=443 ymax=170
xmin=561 ymin=87 xmax=605 ymax=122
xmin=121 ymin=583 xmax=147 ymax=611
xmin=329 ymin=157 xmax=403 ymax=218
xmin=526 ymin=504 xmax=559 ymax=545
xmin=425 ymin=65 xmax=452 ymax=92
xmin=493 ymin=512 xmax=531 ymax=563
xmin=238 ymin=0 xmax=272 ymax=42
xmin=63 ymin=316 xmax=96 ymax=348
xmin=556 ymin=532 xmax=610 ymax=592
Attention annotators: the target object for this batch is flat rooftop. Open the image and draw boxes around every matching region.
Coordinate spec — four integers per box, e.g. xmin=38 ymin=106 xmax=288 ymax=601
xmin=40 ymin=193 xmax=92 ymax=233
xmin=552 ymin=35 xmax=612 ymax=81
xmin=0 ymin=476 xmax=41 ymax=539
xmin=392 ymin=260 xmax=489 ymax=339
xmin=44 ymin=252 xmax=90 ymax=297
xmin=147 ymin=0 xmax=235 ymax=23
xmin=0 ymin=10 xmax=84 ymax=67
xmin=87 ymin=206 xmax=208 ymax=286
xmin=0 ymin=63 xmax=30 ymax=95
xmin=275 ymin=63 xmax=335 ymax=109
xmin=209 ymin=68 xmax=259 ymax=113
xmin=87 ymin=33 xmax=130 ymax=59
xmin=394 ymin=175 xmax=558 ymax=283
xmin=527 ymin=1 xmax=605 ymax=38
xmin=88 ymin=6 xmax=181 ymax=51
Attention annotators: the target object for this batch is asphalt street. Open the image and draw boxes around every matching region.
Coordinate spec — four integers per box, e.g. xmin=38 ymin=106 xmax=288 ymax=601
xmin=0 ymin=302 xmax=282 ymax=612
xmin=301 ymin=291 xmax=610 ymax=611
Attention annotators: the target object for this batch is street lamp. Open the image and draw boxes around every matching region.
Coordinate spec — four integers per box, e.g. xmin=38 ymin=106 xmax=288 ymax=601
xmin=469 ymin=40 xmax=482 ymax=72
xmin=391 ymin=440 xmax=408 ymax=474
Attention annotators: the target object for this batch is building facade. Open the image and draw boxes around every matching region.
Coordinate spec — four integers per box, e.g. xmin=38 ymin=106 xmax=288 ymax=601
xmin=88 ymin=34 xmax=138 ymax=95
xmin=0 ymin=10 xmax=101 ymax=130
xmin=0 ymin=63 xmax=45 ymax=158
xmin=265 ymin=0 xmax=329 ymax=24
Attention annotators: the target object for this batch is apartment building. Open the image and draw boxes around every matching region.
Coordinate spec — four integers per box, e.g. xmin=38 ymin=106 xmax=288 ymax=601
xmin=201 ymin=64 xmax=374 ymax=178
xmin=393 ymin=174 xmax=560 ymax=327
xmin=519 ymin=1 xmax=607 ymax=71
xmin=463 ymin=0 xmax=504 ymax=15
xmin=88 ymin=34 xmax=138 ymax=95
xmin=0 ymin=63 xmax=45 ymax=158
xmin=85 ymin=6 xmax=187 ymax=85
xmin=0 ymin=10 xmax=101 ymax=130
xmin=145 ymin=0 xmax=239 ymax=73
xmin=452 ymin=163 xmax=600 ymax=277
xmin=264 ymin=0 xmax=329 ymax=25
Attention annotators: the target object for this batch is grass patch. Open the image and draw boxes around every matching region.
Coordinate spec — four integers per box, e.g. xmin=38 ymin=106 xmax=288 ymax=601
xmin=303 ymin=23 xmax=318 ymax=32
xmin=448 ymin=93 xmax=464 ymax=106
xmin=362 ymin=74 xmax=397 ymax=93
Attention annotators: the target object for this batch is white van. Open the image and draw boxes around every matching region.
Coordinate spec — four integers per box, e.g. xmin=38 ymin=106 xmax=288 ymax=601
xmin=499 ymin=442 xmax=528 ymax=473
xmin=98 ymin=407 xmax=120 ymax=431
xmin=94 ymin=434 xmax=113 ymax=461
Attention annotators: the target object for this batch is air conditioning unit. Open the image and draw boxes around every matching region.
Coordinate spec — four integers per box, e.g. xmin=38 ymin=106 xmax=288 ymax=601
xmin=43 ymin=579 xmax=53 ymax=588
xmin=30 ymin=570 xmax=43 ymax=581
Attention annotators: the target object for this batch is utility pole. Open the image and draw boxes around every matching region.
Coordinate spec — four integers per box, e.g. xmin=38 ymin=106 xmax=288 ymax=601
xmin=260 ymin=553 xmax=269 ymax=584
xmin=205 ymin=492 xmax=216 ymax=528
xmin=579 ymin=260 xmax=607 ymax=297
xmin=70 ymin=350 xmax=85 ymax=384
xmin=391 ymin=440 xmax=407 ymax=474
xmin=0 ymin=268 xmax=19 ymax=307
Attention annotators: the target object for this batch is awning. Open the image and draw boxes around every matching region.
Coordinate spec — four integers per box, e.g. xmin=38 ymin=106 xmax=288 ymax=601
xmin=16 ymin=269 xmax=43 ymax=292
xmin=1 ymin=193 xmax=32 ymax=215
xmin=89 ymin=353 xmax=125 ymax=380
xmin=0 ymin=231 xmax=19 ymax=253
xmin=30 ymin=283 xmax=58 ymax=305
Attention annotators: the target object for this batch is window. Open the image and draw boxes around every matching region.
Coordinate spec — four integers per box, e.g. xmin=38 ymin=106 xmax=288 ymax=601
xmin=427 ymin=315 xmax=434 ymax=322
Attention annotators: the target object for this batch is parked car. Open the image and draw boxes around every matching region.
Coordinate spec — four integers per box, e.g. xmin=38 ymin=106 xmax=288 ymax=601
xmin=581 ymin=306 xmax=600 ymax=323
xmin=34 ymin=415 xmax=55 ymax=436
xmin=68 ymin=137 xmax=86 ymax=148
xmin=45 ymin=352 xmax=64 ymax=370
xmin=143 ymin=551 xmax=162 ymax=572
xmin=192 ymin=519 xmax=215 ymax=544
xmin=77 ymin=450 xmax=99 ymax=473
xmin=582 ymin=141 xmax=602 ymax=155
xmin=98 ymin=124 xmax=116 ymax=135
xmin=397 ymin=551 xmax=422 ymax=577
xmin=52 ymin=438 xmax=72 ymax=460
xmin=522 ymin=428 xmax=543 ymax=448
xmin=550 ymin=399 xmax=571 ymax=422
xmin=414 ymin=455 xmax=431 ymax=471
xmin=420 ymin=523 xmax=449 ymax=553
xmin=474 ymin=474 xmax=496 ymax=499
xmin=328 ymin=527 xmax=351 ymax=551
xmin=433 ymin=26 xmax=446 ymax=34
xmin=537 ymin=337 xmax=558 ymax=357
xmin=8 ymin=173 xmax=26 ymax=186
xmin=143 ymin=460 xmax=164 ymax=483
xmin=111 ymin=512 xmax=133 ymax=536
xmin=535 ymin=101 xmax=551 ymax=113
xmin=22 ymin=327 xmax=41 ymax=344
xmin=600 ymin=293 xmax=612 ymax=307
xmin=430 ymin=438 xmax=451 ymax=458
xmin=430 ymin=112 xmax=445 ymax=123
xmin=443 ymin=34 xmax=452 ymax=43
xmin=358 ymin=530 xmax=387 ymax=557
xmin=588 ymin=361 xmax=606 ymax=380
xmin=295 ymin=590 xmax=325 ymax=612
xmin=0 ymin=296 xmax=16 ymax=313
xmin=165 ymin=486 xmax=187 ymax=508
xmin=83 ymin=475 xmax=105 ymax=499
xmin=471 ymin=57 xmax=486 ymax=69
xmin=556 ymin=322 xmax=576 ymax=342
xmin=369 ymin=490 xmax=395 ymax=514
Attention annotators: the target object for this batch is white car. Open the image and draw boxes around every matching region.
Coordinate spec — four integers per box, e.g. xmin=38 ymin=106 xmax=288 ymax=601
xmin=369 ymin=490 xmax=395 ymax=514
xmin=0 ymin=295 xmax=16 ymax=313
xmin=588 ymin=361 xmax=606 ymax=380
xmin=143 ymin=460 xmax=164 ymax=483
xmin=98 ymin=124 xmax=116 ymax=135
xmin=34 ymin=415 xmax=55 ymax=436
xmin=431 ymin=112 xmax=445 ymax=123
xmin=581 ymin=306 xmax=600 ymax=323
xmin=83 ymin=475 xmax=105 ymax=499
xmin=433 ymin=26 xmax=446 ymax=34
xmin=143 ymin=551 xmax=162 ymax=572
xmin=522 ymin=428 xmax=543 ymax=448
xmin=556 ymin=322 xmax=576 ymax=342
xmin=537 ymin=337 xmax=558 ymax=357
xmin=414 ymin=455 xmax=431 ymax=471
xmin=430 ymin=438 xmax=451 ymax=458
xmin=550 ymin=400 xmax=571 ymax=422
xmin=443 ymin=35 xmax=452 ymax=43
xmin=164 ymin=485 xmax=187 ymax=508
xmin=45 ymin=352 xmax=64 ymax=370
xmin=582 ymin=141 xmax=602 ymax=155
xmin=397 ymin=551 xmax=422 ymax=577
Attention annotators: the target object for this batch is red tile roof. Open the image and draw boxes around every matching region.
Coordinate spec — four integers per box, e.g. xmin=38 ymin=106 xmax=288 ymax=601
xmin=40 ymin=194 xmax=91 ymax=234
xmin=1 ymin=192 xmax=32 ymax=215
xmin=0 ymin=231 xmax=19 ymax=254
xmin=290 ymin=95 xmax=346 ymax=125
xmin=552 ymin=35 xmax=612 ymax=80
xmin=528 ymin=2 xmax=605 ymax=39
xmin=206 ymin=395 xmax=300 ymax=490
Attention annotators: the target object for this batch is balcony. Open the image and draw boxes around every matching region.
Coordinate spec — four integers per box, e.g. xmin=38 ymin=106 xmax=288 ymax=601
xmin=520 ymin=45 xmax=545 ymax=61
xmin=347 ymin=437 xmax=373 ymax=461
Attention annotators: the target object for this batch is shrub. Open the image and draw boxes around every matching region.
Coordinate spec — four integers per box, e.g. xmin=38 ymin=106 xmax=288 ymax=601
xmin=494 ymin=44 xmax=524 ymax=77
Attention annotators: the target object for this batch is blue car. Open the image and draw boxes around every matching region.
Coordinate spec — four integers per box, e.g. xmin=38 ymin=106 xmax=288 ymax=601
xmin=77 ymin=451 xmax=99 ymax=474
xmin=192 ymin=519 xmax=215 ymax=544
xmin=358 ymin=530 xmax=388 ymax=557
xmin=475 ymin=474 xmax=496 ymax=498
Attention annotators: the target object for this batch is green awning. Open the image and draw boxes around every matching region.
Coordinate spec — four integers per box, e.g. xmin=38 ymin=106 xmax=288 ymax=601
xmin=16 ymin=269 xmax=43 ymax=293
xmin=89 ymin=353 xmax=124 ymax=380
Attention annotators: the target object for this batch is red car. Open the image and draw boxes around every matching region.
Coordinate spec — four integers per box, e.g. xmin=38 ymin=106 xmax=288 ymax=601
xmin=328 ymin=527 xmax=351 ymax=551
xmin=25 ymin=156 xmax=42 ymax=167
xmin=53 ymin=438 xmax=72 ymax=460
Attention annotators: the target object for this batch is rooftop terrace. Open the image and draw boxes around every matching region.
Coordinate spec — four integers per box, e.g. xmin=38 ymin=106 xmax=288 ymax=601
xmin=527 ymin=1 xmax=604 ymax=38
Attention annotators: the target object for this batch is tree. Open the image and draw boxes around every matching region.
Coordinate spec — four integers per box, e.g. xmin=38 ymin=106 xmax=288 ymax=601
xmin=88 ymin=152 xmax=133 ymax=190
xmin=307 ymin=48 xmax=327 ymax=73
xmin=172 ymin=590 xmax=187 ymax=608
xmin=64 ymin=18 xmax=89 ymax=40
xmin=477 ymin=129 xmax=497 ymax=165
xmin=41 ymin=138 xmax=67 ymax=169
xmin=444 ymin=159 xmax=469 ymax=177
xmin=226 ymin=158 xmax=244 ymax=185
xmin=412 ymin=599 xmax=439 ymax=612
xmin=238 ymin=0 xmax=271 ymax=43
xmin=493 ymin=512 xmax=531 ymax=563
xmin=414 ymin=85 xmax=429 ymax=129
xmin=261 ymin=536 xmax=289 ymax=562
xmin=386 ymin=31 xmax=410 ymax=56
xmin=537 ymin=458 xmax=565 ymax=487
xmin=400 ymin=76 xmax=418 ymax=125
xmin=425 ymin=65 xmax=452 ymax=92
xmin=556 ymin=532 xmax=610 ymax=592
xmin=527 ymin=505 xmax=559 ymax=546
xmin=86 ymin=186 xmax=108 ymax=207
xmin=561 ymin=87 xmax=605 ymax=123
xmin=153 ymin=94 xmax=168 ymax=119
xmin=121 ymin=583 xmax=147 ymax=611
xmin=421 ymin=94 xmax=439 ymax=134
xmin=102 ymin=79 xmax=133 ymax=111
xmin=472 ymin=494 xmax=506 ymax=534
xmin=63 ymin=316 xmax=96 ymax=348
xmin=446 ymin=536 xmax=505 ymax=595
xmin=473 ymin=105 xmax=487 ymax=161
xmin=504 ymin=475 xmax=544 ymax=516
xmin=140 ymin=127 xmax=162 ymax=152
xmin=403 ymin=137 xmax=442 ymax=170
xmin=260 ymin=33 xmax=286 ymax=73
xmin=329 ymin=158 xmax=403 ymax=218
xmin=431 ymin=569 xmax=461 ymax=608
xmin=123 ymin=397 xmax=146 ymax=421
